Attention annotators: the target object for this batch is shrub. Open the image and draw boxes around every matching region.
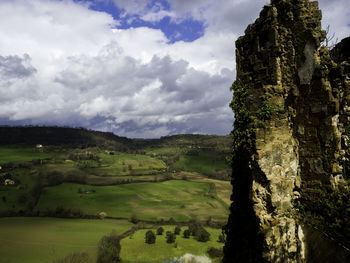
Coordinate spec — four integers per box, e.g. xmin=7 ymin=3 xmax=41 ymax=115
xmin=47 ymin=171 xmax=64 ymax=186
xmin=183 ymin=229 xmax=190 ymax=238
xmin=52 ymin=252 xmax=89 ymax=263
xmin=174 ymin=226 xmax=181 ymax=235
xmin=130 ymin=214 xmax=138 ymax=224
xmin=96 ymin=231 xmax=121 ymax=263
xmin=166 ymin=232 xmax=176 ymax=243
xmin=196 ymin=227 xmax=210 ymax=242
xmin=157 ymin=227 xmax=164 ymax=235
xmin=145 ymin=230 xmax=156 ymax=244
xmin=168 ymin=217 xmax=176 ymax=224
xmin=217 ymin=234 xmax=225 ymax=243
xmin=31 ymin=181 xmax=43 ymax=200
xmin=207 ymin=247 xmax=223 ymax=258
xmin=65 ymin=173 xmax=87 ymax=184
xmin=188 ymin=221 xmax=201 ymax=236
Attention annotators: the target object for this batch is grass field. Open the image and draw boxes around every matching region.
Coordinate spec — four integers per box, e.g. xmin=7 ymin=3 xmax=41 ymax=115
xmin=0 ymin=168 xmax=39 ymax=213
xmin=0 ymin=217 xmax=133 ymax=263
xmin=0 ymin=133 xmax=232 ymax=263
xmin=174 ymin=172 xmax=232 ymax=206
xmin=84 ymin=152 xmax=167 ymax=177
xmin=144 ymin=147 xmax=181 ymax=156
xmin=0 ymin=218 xmax=223 ymax=263
xmin=0 ymin=147 xmax=58 ymax=165
xmin=120 ymin=226 xmax=223 ymax=263
xmin=37 ymin=180 xmax=229 ymax=221
xmin=173 ymin=154 xmax=229 ymax=175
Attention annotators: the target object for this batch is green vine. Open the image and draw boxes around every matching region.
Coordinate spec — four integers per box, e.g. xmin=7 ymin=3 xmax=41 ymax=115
xmin=229 ymin=80 xmax=254 ymax=160
xmin=258 ymin=102 xmax=274 ymax=121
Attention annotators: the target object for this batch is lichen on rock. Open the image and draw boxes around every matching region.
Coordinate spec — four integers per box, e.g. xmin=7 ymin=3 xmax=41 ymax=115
xmin=223 ymin=0 xmax=350 ymax=262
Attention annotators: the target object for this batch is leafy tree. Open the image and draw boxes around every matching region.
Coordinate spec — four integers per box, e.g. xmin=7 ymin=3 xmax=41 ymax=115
xmin=196 ymin=227 xmax=210 ymax=242
xmin=207 ymin=247 xmax=223 ymax=258
xmin=96 ymin=231 xmax=121 ymax=263
xmin=166 ymin=231 xmax=176 ymax=243
xmin=130 ymin=214 xmax=138 ymax=224
xmin=31 ymin=181 xmax=43 ymax=202
xmin=183 ymin=229 xmax=190 ymax=238
xmin=218 ymin=234 xmax=225 ymax=243
xmin=174 ymin=226 xmax=181 ymax=235
xmin=145 ymin=230 xmax=156 ymax=244
xmin=157 ymin=227 xmax=164 ymax=235
xmin=47 ymin=171 xmax=64 ymax=186
xmin=188 ymin=221 xmax=201 ymax=236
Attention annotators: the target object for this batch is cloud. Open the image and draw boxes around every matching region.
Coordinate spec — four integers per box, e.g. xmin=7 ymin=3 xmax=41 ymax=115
xmin=318 ymin=0 xmax=350 ymax=41
xmin=54 ymin=42 xmax=233 ymax=137
xmin=0 ymin=0 xmax=349 ymax=138
xmin=0 ymin=54 xmax=37 ymax=80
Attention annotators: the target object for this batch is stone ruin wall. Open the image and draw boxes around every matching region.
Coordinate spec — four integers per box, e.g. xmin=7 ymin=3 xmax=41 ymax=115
xmin=224 ymin=0 xmax=350 ymax=262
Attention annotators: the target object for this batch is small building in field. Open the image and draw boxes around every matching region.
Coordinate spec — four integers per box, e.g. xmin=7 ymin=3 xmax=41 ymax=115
xmin=4 ymin=179 xmax=15 ymax=185
xmin=36 ymin=144 xmax=43 ymax=152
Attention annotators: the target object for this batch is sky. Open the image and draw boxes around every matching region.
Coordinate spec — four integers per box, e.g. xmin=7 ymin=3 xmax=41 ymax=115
xmin=0 ymin=0 xmax=349 ymax=138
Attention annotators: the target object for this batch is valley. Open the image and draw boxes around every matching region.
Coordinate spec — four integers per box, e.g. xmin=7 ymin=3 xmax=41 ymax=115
xmin=0 ymin=127 xmax=231 ymax=263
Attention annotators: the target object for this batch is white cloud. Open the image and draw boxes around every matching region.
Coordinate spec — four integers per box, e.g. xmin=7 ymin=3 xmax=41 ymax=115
xmin=0 ymin=0 xmax=349 ymax=138
xmin=318 ymin=0 xmax=350 ymax=41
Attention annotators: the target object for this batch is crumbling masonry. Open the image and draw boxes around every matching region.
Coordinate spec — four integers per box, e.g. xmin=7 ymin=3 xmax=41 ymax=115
xmin=224 ymin=0 xmax=350 ymax=262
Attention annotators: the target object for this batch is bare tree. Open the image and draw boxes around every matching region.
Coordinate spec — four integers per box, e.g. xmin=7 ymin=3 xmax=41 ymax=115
xmin=322 ymin=24 xmax=338 ymax=49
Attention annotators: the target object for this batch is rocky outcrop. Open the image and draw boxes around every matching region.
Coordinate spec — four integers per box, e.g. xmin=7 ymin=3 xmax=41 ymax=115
xmin=223 ymin=0 xmax=350 ymax=262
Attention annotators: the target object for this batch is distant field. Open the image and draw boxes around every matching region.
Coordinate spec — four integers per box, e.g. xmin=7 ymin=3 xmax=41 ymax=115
xmin=84 ymin=152 xmax=166 ymax=176
xmin=174 ymin=172 xmax=232 ymax=206
xmin=0 ymin=217 xmax=133 ymax=263
xmin=0 ymin=147 xmax=58 ymax=164
xmin=37 ymin=180 xmax=229 ymax=221
xmin=0 ymin=132 xmax=232 ymax=263
xmin=0 ymin=168 xmax=39 ymax=213
xmin=173 ymin=154 xmax=229 ymax=175
xmin=85 ymin=173 xmax=168 ymax=185
xmin=120 ymin=226 xmax=223 ymax=263
xmin=144 ymin=147 xmax=181 ymax=155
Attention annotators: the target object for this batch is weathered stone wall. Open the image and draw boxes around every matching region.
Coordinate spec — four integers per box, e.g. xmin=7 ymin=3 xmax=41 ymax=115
xmin=223 ymin=0 xmax=350 ymax=262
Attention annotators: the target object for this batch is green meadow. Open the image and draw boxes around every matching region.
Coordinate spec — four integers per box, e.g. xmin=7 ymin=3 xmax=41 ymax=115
xmin=0 ymin=132 xmax=231 ymax=263
xmin=173 ymin=154 xmax=229 ymax=175
xmin=0 ymin=217 xmax=133 ymax=263
xmin=88 ymin=152 xmax=167 ymax=176
xmin=0 ymin=147 xmax=58 ymax=165
xmin=37 ymin=180 xmax=229 ymax=221
xmin=120 ymin=226 xmax=223 ymax=263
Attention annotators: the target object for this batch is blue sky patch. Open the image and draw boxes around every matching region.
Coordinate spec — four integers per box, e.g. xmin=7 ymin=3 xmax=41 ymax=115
xmin=75 ymin=0 xmax=205 ymax=43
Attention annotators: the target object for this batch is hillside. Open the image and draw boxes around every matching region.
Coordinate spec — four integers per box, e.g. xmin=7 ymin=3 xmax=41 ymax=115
xmin=0 ymin=126 xmax=132 ymax=151
xmin=0 ymin=126 xmax=231 ymax=262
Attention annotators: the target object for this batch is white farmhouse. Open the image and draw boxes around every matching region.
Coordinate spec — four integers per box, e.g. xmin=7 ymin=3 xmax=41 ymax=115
xmin=4 ymin=179 xmax=15 ymax=185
